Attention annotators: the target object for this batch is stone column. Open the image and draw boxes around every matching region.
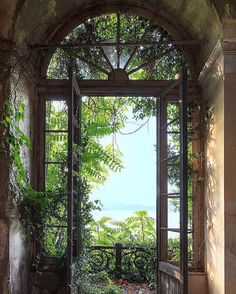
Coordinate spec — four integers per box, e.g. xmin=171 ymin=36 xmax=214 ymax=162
xmin=200 ymin=38 xmax=236 ymax=294
xmin=0 ymin=38 xmax=15 ymax=294
xmin=222 ymin=40 xmax=236 ymax=294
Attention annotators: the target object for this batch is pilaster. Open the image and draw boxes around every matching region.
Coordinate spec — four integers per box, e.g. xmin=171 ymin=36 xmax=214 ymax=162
xmin=199 ymin=38 xmax=236 ymax=294
xmin=0 ymin=38 xmax=15 ymax=294
xmin=222 ymin=40 xmax=236 ymax=294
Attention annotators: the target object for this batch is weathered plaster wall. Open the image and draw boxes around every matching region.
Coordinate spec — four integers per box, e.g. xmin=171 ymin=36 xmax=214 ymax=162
xmin=0 ymin=218 xmax=10 ymax=293
xmin=11 ymin=70 xmax=34 ymax=179
xmin=0 ymin=57 xmax=35 ymax=293
xmin=8 ymin=70 xmax=35 ymax=294
xmin=200 ymin=37 xmax=236 ymax=294
xmin=0 ymin=41 xmax=15 ymax=294
xmin=9 ymin=220 xmax=29 ymax=294
xmin=0 ymin=0 xmax=18 ymax=39
xmin=199 ymin=43 xmax=224 ymax=294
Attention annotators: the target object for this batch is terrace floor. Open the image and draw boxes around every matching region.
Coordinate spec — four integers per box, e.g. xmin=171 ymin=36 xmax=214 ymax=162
xmin=114 ymin=280 xmax=156 ymax=294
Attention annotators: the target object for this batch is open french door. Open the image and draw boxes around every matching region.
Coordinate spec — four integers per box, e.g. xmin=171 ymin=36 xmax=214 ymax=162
xmin=66 ymin=68 xmax=188 ymax=293
xmin=156 ymin=69 xmax=188 ymax=294
xmin=67 ymin=71 xmax=82 ymax=294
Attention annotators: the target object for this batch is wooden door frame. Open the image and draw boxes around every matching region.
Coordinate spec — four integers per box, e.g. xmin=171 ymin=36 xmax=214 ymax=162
xmin=36 ymin=77 xmax=204 ymax=293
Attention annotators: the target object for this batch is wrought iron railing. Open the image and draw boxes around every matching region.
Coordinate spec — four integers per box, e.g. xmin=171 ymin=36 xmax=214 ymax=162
xmin=87 ymin=243 xmax=156 ymax=280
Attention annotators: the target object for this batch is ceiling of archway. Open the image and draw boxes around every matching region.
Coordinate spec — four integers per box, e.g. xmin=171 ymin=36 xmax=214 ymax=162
xmin=212 ymin=0 xmax=236 ymax=19
xmin=8 ymin=0 xmax=221 ymax=43
xmin=1 ymin=0 xmax=236 ymax=72
xmin=1 ymin=0 xmax=236 ymax=41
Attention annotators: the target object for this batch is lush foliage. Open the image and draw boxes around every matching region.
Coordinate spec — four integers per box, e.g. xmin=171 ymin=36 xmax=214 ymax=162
xmin=48 ymin=13 xmax=185 ymax=81
xmin=90 ymin=210 xmax=182 ymax=261
xmin=43 ymin=96 xmax=129 ymax=255
xmin=1 ymin=100 xmax=31 ymax=200
xmin=91 ymin=210 xmax=155 ymax=246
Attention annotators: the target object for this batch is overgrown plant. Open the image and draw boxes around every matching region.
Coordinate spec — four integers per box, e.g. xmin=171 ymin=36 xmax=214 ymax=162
xmin=73 ymin=257 xmax=123 ymax=294
xmin=0 ymin=99 xmax=31 ymax=200
xmin=0 ymin=99 xmax=69 ymax=254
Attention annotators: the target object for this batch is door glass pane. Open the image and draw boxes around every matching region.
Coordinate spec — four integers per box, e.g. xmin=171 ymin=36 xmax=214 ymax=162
xmin=168 ymin=198 xmax=180 ymax=229
xmin=168 ymin=231 xmax=180 ymax=266
xmin=46 ymin=132 xmax=68 ymax=162
xmin=168 ymin=165 xmax=180 ymax=193
xmin=45 ymin=163 xmax=67 ymax=190
xmin=46 ymin=100 xmax=68 ymax=130
xmin=43 ymin=226 xmax=67 ymax=257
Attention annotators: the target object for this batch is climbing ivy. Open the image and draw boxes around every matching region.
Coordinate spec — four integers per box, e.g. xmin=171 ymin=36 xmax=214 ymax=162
xmin=0 ymin=99 xmax=67 ymax=245
xmin=1 ymin=100 xmax=30 ymax=199
xmin=0 ymin=99 xmax=41 ymax=236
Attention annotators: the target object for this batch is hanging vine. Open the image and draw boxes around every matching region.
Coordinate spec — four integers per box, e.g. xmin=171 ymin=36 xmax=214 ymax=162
xmin=0 ymin=99 xmax=53 ymax=237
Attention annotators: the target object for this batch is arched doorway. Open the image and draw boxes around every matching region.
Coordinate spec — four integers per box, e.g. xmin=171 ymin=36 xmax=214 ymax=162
xmin=34 ymin=11 xmax=203 ymax=294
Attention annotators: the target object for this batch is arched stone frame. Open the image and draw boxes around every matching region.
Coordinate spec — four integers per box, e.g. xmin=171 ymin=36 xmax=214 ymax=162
xmin=33 ymin=7 xmax=206 ymax=290
xmin=36 ymin=4 xmax=200 ymax=79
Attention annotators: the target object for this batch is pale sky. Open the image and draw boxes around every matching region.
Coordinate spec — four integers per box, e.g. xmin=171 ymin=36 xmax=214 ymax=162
xmin=90 ymin=105 xmax=179 ymax=230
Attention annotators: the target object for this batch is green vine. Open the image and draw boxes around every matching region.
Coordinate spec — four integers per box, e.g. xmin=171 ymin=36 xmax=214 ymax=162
xmin=0 ymin=99 xmax=53 ymax=239
xmin=1 ymin=100 xmax=30 ymax=197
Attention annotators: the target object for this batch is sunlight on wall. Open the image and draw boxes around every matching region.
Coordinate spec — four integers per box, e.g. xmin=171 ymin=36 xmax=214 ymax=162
xmin=204 ymin=52 xmax=225 ymax=294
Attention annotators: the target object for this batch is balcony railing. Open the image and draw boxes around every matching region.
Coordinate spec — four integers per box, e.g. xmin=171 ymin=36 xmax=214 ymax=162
xmin=87 ymin=243 xmax=156 ymax=280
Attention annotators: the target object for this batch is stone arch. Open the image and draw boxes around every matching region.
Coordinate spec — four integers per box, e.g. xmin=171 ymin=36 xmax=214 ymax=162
xmin=38 ymin=5 xmax=201 ymax=78
xmin=10 ymin=0 xmax=222 ymax=77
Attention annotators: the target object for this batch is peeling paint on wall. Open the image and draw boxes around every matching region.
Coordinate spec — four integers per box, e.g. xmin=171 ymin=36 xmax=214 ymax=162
xmin=10 ymin=220 xmax=29 ymax=294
